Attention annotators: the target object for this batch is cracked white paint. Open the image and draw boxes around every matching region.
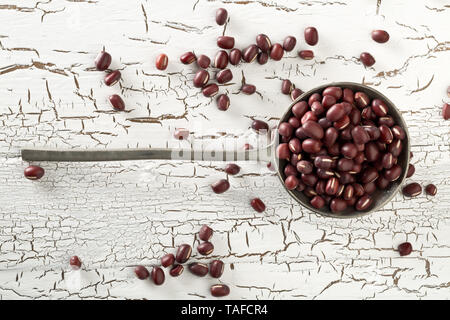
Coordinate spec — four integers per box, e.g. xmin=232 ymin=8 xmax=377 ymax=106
xmin=0 ymin=0 xmax=449 ymax=299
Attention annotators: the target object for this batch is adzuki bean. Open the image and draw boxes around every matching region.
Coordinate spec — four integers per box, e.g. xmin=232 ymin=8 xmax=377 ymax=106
xmin=242 ymin=45 xmax=258 ymax=63
xmin=197 ymin=54 xmax=211 ymax=69
xmin=104 ymin=70 xmax=121 ymax=86
xmin=193 ymin=69 xmax=210 ymax=87
xmin=151 ymin=267 xmax=165 ymax=285
xmin=188 ymin=263 xmax=209 ymax=277
xmin=242 ymin=84 xmax=256 ymax=95
xmin=175 ymin=244 xmax=192 ymax=263
xmin=283 ymin=36 xmax=297 ymax=52
xmin=199 ymin=225 xmax=213 ymax=241
xmin=215 ymin=8 xmax=228 ymax=25
xmin=197 ymin=241 xmax=214 ymax=255
xmin=202 ymin=83 xmax=219 ymax=97
xmin=211 ymin=284 xmax=230 ymax=297
xmin=256 ymin=34 xmax=272 ymax=52
xmin=109 ymin=94 xmax=125 ymax=111
xmin=371 ymin=30 xmax=390 ymax=43
xmin=257 ymin=52 xmax=268 ymax=65
xmin=161 ymin=253 xmax=175 ymax=268
xmin=210 ymin=260 xmax=225 ymax=278
xmin=360 ymin=52 xmax=376 ymax=67
xmin=24 ymin=165 xmax=45 ymax=180
xmin=211 ymin=179 xmax=230 ymax=194
xmin=70 ymin=256 xmax=82 ymax=270
xmin=180 ymin=51 xmax=196 ymax=64
xmin=217 ymin=36 xmax=235 ymax=49
xmin=214 ymin=50 xmax=229 ymax=69
xmin=250 ymin=198 xmax=265 ymax=213
xmin=402 ymin=182 xmax=422 ymax=197
xmin=304 ymin=27 xmax=319 ymax=46
xmin=170 ymin=264 xmax=184 ymax=277
xmin=225 ymin=163 xmax=240 ymax=175
xmin=398 ymin=242 xmax=412 ymax=256
xmin=95 ymin=51 xmax=111 ymax=71
xmin=425 ymin=184 xmax=437 ymax=196
xmin=298 ymin=50 xmax=314 ymax=60
xmin=216 ymin=94 xmax=230 ymax=111
xmin=229 ymin=49 xmax=241 ymax=65
xmin=134 ymin=265 xmax=149 ymax=280
xmin=155 ymin=53 xmax=168 ymax=70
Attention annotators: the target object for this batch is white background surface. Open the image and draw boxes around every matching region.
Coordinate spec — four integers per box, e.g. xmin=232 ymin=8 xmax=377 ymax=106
xmin=0 ymin=0 xmax=449 ymax=299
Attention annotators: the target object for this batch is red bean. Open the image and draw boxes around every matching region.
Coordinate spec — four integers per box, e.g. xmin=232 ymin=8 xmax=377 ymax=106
xmin=211 ymin=179 xmax=230 ymax=194
xmin=337 ymin=158 xmax=354 ymax=172
xmin=252 ymin=119 xmax=269 ymax=133
xmin=314 ymin=156 xmax=333 ymax=169
xmin=217 ymin=94 xmax=230 ymax=111
xmin=289 ymin=117 xmax=300 ymax=128
xmin=361 ymin=167 xmax=379 ymax=184
xmin=217 ymin=36 xmax=235 ymax=49
xmin=343 ymin=88 xmax=354 ymax=104
xmin=301 ymin=173 xmax=318 ymax=187
xmin=281 ymin=80 xmax=293 ymax=95
xmin=322 ymin=95 xmax=336 ymax=109
xmin=256 ymin=52 xmax=268 ymax=65
xmin=193 ymin=69 xmax=210 ymax=87
xmin=216 ymin=69 xmax=233 ymax=84
xmin=180 ymin=51 xmax=196 ymax=64
xmin=292 ymin=101 xmax=308 ymax=118
xmin=402 ymin=183 xmax=422 ymax=197
xmin=108 ymin=94 xmax=125 ymax=111
xmin=285 ymin=175 xmax=299 ymax=190
xmin=379 ymin=125 xmax=393 ymax=144
xmin=256 ymin=34 xmax=272 ymax=52
xmin=104 ymin=70 xmax=121 ymax=86
xmin=365 ymin=142 xmax=380 ymax=162
xmin=24 ymin=165 xmax=45 ymax=180
xmin=304 ymin=27 xmax=319 ymax=46
xmin=330 ymin=198 xmax=347 ymax=213
xmin=291 ymin=88 xmax=303 ymax=101
xmin=425 ymin=184 xmax=437 ymax=196
xmin=323 ymin=87 xmax=343 ymax=100
xmin=197 ymin=241 xmax=214 ymax=255
xmin=197 ymin=54 xmax=211 ymax=68
xmin=325 ymin=177 xmax=339 ymax=195
xmin=211 ymin=284 xmax=230 ymax=297
xmin=94 ymin=51 xmax=111 ymax=71
xmin=308 ymin=93 xmax=321 ymax=106
xmin=311 ymin=101 xmax=324 ymax=116
xmin=302 ymin=121 xmax=324 ymax=140
xmin=298 ymin=50 xmax=314 ymax=60
xmin=341 ymin=143 xmax=357 ymax=159
xmin=276 ymin=143 xmax=290 ymax=160
xmin=270 ymin=43 xmax=284 ymax=61
xmin=302 ymin=139 xmax=322 ymax=154
xmin=288 ymin=138 xmax=302 ymax=153
xmin=170 ymin=265 xmax=184 ymax=277
xmin=250 ymin=198 xmax=266 ymax=213
xmin=202 ymin=83 xmax=219 ymax=97
xmin=199 ymin=225 xmax=214 ymax=241
xmin=371 ymin=30 xmax=390 ymax=43
xmin=371 ymin=99 xmax=388 ymax=116
xmin=355 ymin=194 xmax=373 ymax=211
xmin=175 ymin=244 xmax=192 ymax=263
xmin=443 ymin=103 xmax=450 ymax=120
xmin=242 ymin=45 xmax=258 ymax=63
xmin=381 ymin=152 xmax=394 ymax=169
xmin=174 ymin=128 xmax=189 ymax=140
xmin=398 ymin=242 xmax=412 ymax=256
xmin=392 ymin=125 xmax=406 ymax=140
xmin=161 ymin=253 xmax=175 ymax=268
xmin=229 ymin=49 xmax=242 ymax=65
xmin=151 ymin=267 xmax=165 ymax=285
xmin=209 ymin=260 xmax=225 ymax=278
xmin=326 ymin=103 xmax=345 ymax=122
xmin=134 ymin=265 xmax=149 ymax=280
xmin=225 ymin=163 xmax=240 ymax=175
xmin=360 ymin=52 xmax=375 ymax=67
xmin=155 ymin=53 xmax=168 ymax=70
xmin=310 ymin=195 xmax=325 ymax=209
xmin=69 ymin=256 xmax=82 ymax=270
xmin=354 ymin=92 xmax=370 ymax=108
xmin=283 ymin=36 xmax=297 ymax=52
xmin=384 ymin=164 xmax=402 ymax=181
xmin=215 ymin=8 xmax=228 ymax=25
xmin=334 ymin=115 xmax=350 ymax=130
xmin=189 ymin=263 xmax=209 ymax=277
xmin=284 ymin=164 xmax=297 ymax=177
xmin=242 ymin=84 xmax=256 ymax=95
xmin=214 ymin=50 xmax=229 ymax=69
xmin=376 ymin=176 xmax=390 ymax=189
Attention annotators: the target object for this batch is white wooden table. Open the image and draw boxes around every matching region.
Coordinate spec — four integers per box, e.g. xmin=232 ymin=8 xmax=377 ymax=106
xmin=0 ymin=0 xmax=449 ymax=300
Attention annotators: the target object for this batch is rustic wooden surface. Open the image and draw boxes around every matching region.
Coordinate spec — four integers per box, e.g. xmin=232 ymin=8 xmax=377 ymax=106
xmin=0 ymin=0 xmax=449 ymax=300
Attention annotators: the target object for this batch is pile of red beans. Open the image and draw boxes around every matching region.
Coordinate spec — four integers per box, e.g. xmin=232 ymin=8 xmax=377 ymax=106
xmin=275 ymin=85 xmax=408 ymax=213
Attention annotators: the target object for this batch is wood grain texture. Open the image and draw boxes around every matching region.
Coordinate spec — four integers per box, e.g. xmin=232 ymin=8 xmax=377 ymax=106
xmin=0 ymin=0 xmax=449 ymax=299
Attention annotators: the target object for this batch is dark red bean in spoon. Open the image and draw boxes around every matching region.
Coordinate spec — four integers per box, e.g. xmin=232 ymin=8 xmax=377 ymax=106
xmin=384 ymin=164 xmax=402 ymax=181
xmin=251 ymin=198 xmax=265 ymax=213
xmin=229 ymin=49 xmax=241 ymax=65
xmin=216 ymin=69 xmax=232 ymax=84
xmin=398 ymin=242 xmax=412 ymax=256
xmin=371 ymin=99 xmax=388 ymax=116
xmin=355 ymin=195 xmax=373 ymax=211
xmin=95 ymin=51 xmax=111 ymax=71
xmin=211 ymin=179 xmax=230 ymax=194
xmin=270 ymin=43 xmax=284 ymax=61
xmin=337 ymin=158 xmax=354 ymax=172
xmin=155 ymin=53 xmax=168 ymax=70
xmin=242 ymin=45 xmax=258 ymax=63
xmin=284 ymin=175 xmax=299 ymax=190
xmin=134 ymin=265 xmax=149 ymax=280
xmin=343 ymin=185 xmax=354 ymax=200
xmin=361 ymin=167 xmax=379 ymax=184
xmin=215 ymin=8 xmax=228 ymax=25
xmin=301 ymin=173 xmax=318 ymax=187
xmin=180 ymin=51 xmax=196 ymax=64
xmin=309 ymin=93 xmax=322 ymax=105
xmin=351 ymin=126 xmax=369 ymax=144
xmin=360 ymin=52 xmax=375 ymax=67
xmin=276 ymin=143 xmax=290 ymax=160
xmin=325 ymin=177 xmax=339 ymax=195
xmin=379 ymin=125 xmax=393 ymax=144
xmin=104 ymin=70 xmax=121 ymax=86
xmin=189 ymin=263 xmax=209 ymax=277
xmin=311 ymin=101 xmax=325 ymax=116
xmin=24 ymin=165 xmax=45 ymax=180
xmin=402 ymin=183 xmax=422 ymax=197
xmin=388 ymin=139 xmax=403 ymax=157
xmin=242 ymin=84 xmax=256 ymax=95
xmin=326 ymin=104 xmax=345 ymax=122
xmin=283 ymin=36 xmax=296 ymax=52
xmin=376 ymin=176 xmax=390 ymax=189
xmin=292 ymin=101 xmax=308 ymax=118
xmin=323 ymin=87 xmax=343 ymax=100
xmin=324 ymin=127 xmax=338 ymax=147
xmin=315 ymin=180 xmax=326 ymax=195
xmin=392 ymin=125 xmax=405 ymax=140
xmin=364 ymin=182 xmax=376 ymax=194
xmin=303 ymin=121 xmax=324 ymax=140
xmin=298 ymin=50 xmax=314 ymax=60
xmin=371 ymin=30 xmax=390 ymax=43
xmin=343 ymin=88 xmax=354 ymax=104
xmin=197 ymin=54 xmax=211 ymax=68
xmin=217 ymin=94 xmax=230 ymax=111
xmin=341 ymin=143 xmax=357 ymax=159
xmin=161 ymin=254 xmax=175 ymax=268
xmin=203 ymin=83 xmax=219 ymax=97
xmin=211 ymin=284 xmax=230 ymax=297
xmin=252 ymin=119 xmax=269 ymax=133
xmin=256 ymin=34 xmax=272 ymax=52
xmin=425 ymin=184 xmax=437 ymax=196
xmin=217 ymin=36 xmax=235 ymax=49
xmin=364 ymin=126 xmax=380 ymax=140
xmin=381 ymin=152 xmax=394 ymax=169
xmin=193 ymin=69 xmax=210 ymax=87
xmin=176 ymin=244 xmax=192 ymax=263
xmin=297 ymin=160 xmax=313 ymax=174
xmin=314 ymin=156 xmax=333 ymax=169
xmin=322 ymin=95 xmax=336 ymax=109
xmin=304 ymin=27 xmax=318 ymax=46
xmin=199 ymin=225 xmax=214 ymax=241
xmin=151 ymin=267 xmax=165 ymax=285
xmin=289 ymin=138 xmax=302 ymax=153
xmin=330 ymin=198 xmax=347 ymax=213
xmin=214 ymin=50 xmax=229 ymax=69
xmin=302 ymin=139 xmax=322 ymax=154
xmin=365 ymin=142 xmax=380 ymax=162
xmin=334 ymin=115 xmax=350 ymax=130
xmin=354 ymin=92 xmax=370 ymax=108
xmin=197 ymin=241 xmax=214 ymax=255
xmin=70 ymin=256 xmax=82 ymax=270
xmin=310 ymin=195 xmax=325 ymax=209
xmin=289 ymin=117 xmax=300 ymax=128
xmin=284 ymin=164 xmax=297 ymax=177
xmin=170 ymin=265 xmax=184 ymax=277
